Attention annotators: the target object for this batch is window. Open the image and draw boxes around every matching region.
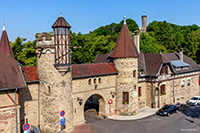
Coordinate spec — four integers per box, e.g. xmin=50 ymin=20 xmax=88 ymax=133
xmin=138 ymin=87 xmax=142 ymax=97
xmin=88 ymin=79 xmax=91 ymax=85
xmin=160 ymin=85 xmax=166 ymax=95
xmin=187 ymin=79 xmax=190 ymax=86
xmin=94 ymin=78 xmax=96 ymax=84
xmin=133 ymin=70 xmax=136 ymax=78
xmin=181 ymin=80 xmax=185 ymax=87
xmin=98 ymin=78 xmax=101 ymax=83
xmin=122 ymin=92 xmax=129 ymax=104
xmin=160 ymin=65 xmax=168 ymax=75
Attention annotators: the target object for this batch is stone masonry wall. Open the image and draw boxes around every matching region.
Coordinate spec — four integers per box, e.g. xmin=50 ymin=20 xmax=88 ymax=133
xmin=37 ymin=49 xmax=74 ymax=133
xmin=72 ymin=75 xmax=117 ymax=125
xmin=19 ymin=83 xmax=39 ymax=131
xmin=154 ymin=73 xmax=199 ymax=108
xmin=138 ymin=82 xmax=147 ymax=108
xmin=114 ymin=58 xmax=139 ymax=115
xmin=0 ymin=107 xmax=20 ymax=133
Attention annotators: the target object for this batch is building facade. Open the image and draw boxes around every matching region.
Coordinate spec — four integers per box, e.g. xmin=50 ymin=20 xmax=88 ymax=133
xmin=0 ymin=15 xmax=199 ymax=133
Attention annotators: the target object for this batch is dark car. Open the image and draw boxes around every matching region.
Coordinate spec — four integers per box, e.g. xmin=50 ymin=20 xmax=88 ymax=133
xmin=156 ymin=105 xmax=179 ymax=116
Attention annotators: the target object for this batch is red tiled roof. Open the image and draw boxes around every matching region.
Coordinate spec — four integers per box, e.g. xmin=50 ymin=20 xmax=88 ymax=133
xmin=0 ymin=30 xmax=14 ymax=58
xmin=52 ymin=16 xmax=71 ymax=28
xmin=22 ymin=66 xmax=39 ymax=82
xmin=0 ymin=50 xmax=26 ymax=90
xmin=110 ymin=23 xmax=138 ymax=58
xmin=72 ymin=63 xmax=118 ymax=78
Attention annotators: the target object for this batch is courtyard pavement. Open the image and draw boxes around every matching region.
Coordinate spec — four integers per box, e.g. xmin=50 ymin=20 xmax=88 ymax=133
xmin=71 ymin=107 xmax=158 ymax=133
xmin=107 ymin=107 xmax=158 ymax=121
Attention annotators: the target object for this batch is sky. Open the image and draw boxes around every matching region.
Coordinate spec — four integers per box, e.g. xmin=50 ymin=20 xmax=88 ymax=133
xmin=1 ymin=0 xmax=200 ymax=42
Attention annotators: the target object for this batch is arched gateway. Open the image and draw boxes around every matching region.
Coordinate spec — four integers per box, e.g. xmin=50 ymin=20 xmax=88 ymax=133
xmin=35 ymin=15 xmax=139 ymax=132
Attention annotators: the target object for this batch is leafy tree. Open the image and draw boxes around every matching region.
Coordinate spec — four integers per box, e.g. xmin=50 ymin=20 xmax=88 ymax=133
xmin=10 ymin=37 xmax=37 ymax=66
xmin=140 ymin=33 xmax=167 ymax=53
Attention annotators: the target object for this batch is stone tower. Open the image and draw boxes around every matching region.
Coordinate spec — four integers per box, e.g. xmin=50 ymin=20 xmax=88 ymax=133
xmin=142 ymin=15 xmax=147 ymax=32
xmin=35 ymin=15 xmax=74 ymax=133
xmin=110 ymin=17 xmax=139 ymax=115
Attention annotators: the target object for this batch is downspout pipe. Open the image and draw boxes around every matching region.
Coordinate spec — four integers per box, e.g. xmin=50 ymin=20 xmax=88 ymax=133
xmin=15 ymin=88 xmax=18 ymax=133
xmin=151 ymin=77 xmax=154 ymax=108
xmin=115 ymin=75 xmax=117 ymax=113
xmin=157 ymin=81 xmax=162 ymax=108
xmin=173 ymin=74 xmax=175 ymax=103
xmin=38 ymin=81 xmax=41 ymax=131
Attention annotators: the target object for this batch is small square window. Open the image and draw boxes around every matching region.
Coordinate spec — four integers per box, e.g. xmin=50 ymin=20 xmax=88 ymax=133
xmin=187 ymin=79 xmax=190 ymax=86
xmin=181 ymin=80 xmax=185 ymax=87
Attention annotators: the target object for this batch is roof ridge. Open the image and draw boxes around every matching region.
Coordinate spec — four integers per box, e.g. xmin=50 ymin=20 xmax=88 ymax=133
xmin=72 ymin=62 xmax=113 ymax=66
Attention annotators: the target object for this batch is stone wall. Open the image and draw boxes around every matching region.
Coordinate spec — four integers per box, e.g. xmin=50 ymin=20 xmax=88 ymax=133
xmin=19 ymin=83 xmax=39 ymax=131
xmin=114 ymin=58 xmax=139 ymax=115
xmin=138 ymin=82 xmax=147 ymax=108
xmin=154 ymin=73 xmax=199 ymax=108
xmin=36 ymin=37 xmax=74 ymax=133
xmin=0 ymin=106 xmax=20 ymax=133
xmin=72 ymin=75 xmax=117 ymax=125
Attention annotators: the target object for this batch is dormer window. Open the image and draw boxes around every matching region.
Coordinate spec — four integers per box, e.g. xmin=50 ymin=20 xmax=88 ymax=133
xmin=160 ymin=65 xmax=168 ymax=75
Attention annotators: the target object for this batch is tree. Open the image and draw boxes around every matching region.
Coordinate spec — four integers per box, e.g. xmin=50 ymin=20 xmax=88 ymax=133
xmin=140 ymin=33 xmax=167 ymax=53
xmin=10 ymin=37 xmax=37 ymax=66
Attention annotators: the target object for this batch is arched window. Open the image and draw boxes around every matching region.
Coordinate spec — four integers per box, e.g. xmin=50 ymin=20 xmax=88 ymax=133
xmin=133 ymin=70 xmax=136 ymax=78
xmin=88 ymin=79 xmax=91 ymax=85
xmin=94 ymin=78 xmax=96 ymax=84
xmin=98 ymin=78 xmax=101 ymax=83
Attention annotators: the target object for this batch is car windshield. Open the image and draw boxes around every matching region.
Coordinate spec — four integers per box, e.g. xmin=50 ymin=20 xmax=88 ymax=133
xmin=162 ymin=106 xmax=170 ymax=110
xmin=190 ymin=97 xmax=198 ymax=100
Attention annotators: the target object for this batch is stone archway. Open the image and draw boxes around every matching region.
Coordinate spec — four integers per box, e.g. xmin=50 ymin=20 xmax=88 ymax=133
xmin=83 ymin=94 xmax=105 ymax=122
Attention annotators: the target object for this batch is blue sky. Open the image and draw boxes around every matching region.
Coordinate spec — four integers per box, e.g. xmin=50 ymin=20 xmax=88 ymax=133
xmin=1 ymin=0 xmax=200 ymax=42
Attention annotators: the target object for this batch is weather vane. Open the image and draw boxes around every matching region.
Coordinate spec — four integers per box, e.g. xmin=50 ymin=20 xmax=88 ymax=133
xmin=3 ymin=17 xmax=5 ymax=30
xmin=124 ymin=16 xmax=126 ymax=24
xmin=60 ymin=9 xmax=62 ymax=17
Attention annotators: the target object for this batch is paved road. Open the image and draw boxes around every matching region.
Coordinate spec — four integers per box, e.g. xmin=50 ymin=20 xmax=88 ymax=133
xmin=86 ymin=105 xmax=200 ymax=133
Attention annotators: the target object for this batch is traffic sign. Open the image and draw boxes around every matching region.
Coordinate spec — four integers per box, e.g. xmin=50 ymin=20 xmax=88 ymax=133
xmin=23 ymin=123 xmax=30 ymax=131
xmin=60 ymin=110 xmax=65 ymax=117
xmin=60 ymin=116 xmax=66 ymax=125
xmin=108 ymin=99 xmax=113 ymax=104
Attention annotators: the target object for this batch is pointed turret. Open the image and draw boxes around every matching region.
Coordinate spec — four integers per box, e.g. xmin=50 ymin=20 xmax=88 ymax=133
xmin=110 ymin=16 xmax=138 ymax=58
xmin=0 ymin=25 xmax=14 ymax=58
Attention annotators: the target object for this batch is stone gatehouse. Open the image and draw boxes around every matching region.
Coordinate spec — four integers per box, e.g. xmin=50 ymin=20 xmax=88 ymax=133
xmin=0 ymin=15 xmax=199 ymax=133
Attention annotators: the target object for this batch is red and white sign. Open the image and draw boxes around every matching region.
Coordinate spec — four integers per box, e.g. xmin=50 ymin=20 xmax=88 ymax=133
xmin=60 ymin=110 xmax=65 ymax=117
xmin=23 ymin=123 xmax=30 ymax=131
xmin=108 ymin=99 xmax=113 ymax=104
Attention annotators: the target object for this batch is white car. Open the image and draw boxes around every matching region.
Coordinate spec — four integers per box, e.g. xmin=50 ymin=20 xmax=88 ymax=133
xmin=186 ymin=96 xmax=200 ymax=105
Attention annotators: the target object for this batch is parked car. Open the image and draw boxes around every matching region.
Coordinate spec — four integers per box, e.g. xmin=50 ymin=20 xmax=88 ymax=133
xmin=186 ymin=96 xmax=200 ymax=106
xmin=156 ymin=105 xmax=179 ymax=116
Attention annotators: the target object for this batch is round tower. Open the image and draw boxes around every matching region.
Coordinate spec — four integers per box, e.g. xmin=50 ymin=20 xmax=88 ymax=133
xmin=35 ymin=15 xmax=74 ymax=132
xmin=110 ymin=16 xmax=139 ymax=115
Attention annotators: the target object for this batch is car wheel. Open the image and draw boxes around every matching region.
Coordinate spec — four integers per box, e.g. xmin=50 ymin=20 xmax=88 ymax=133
xmin=167 ymin=113 xmax=170 ymax=116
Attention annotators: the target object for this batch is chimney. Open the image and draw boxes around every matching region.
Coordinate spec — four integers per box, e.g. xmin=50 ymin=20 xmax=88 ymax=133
xmin=134 ymin=30 xmax=140 ymax=54
xmin=142 ymin=15 xmax=147 ymax=31
xmin=179 ymin=48 xmax=183 ymax=61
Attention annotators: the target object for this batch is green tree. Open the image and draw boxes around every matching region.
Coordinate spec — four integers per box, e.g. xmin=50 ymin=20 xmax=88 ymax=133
xmin=10 ymin=37 xmax=37 ymax=66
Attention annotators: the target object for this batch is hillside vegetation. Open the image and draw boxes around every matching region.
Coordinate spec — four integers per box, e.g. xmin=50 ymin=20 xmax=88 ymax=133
xmin=10 ymin=18 xmax=200 ymax=66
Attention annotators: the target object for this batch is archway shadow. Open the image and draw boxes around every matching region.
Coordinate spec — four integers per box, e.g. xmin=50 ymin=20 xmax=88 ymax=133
xmin=84 ymin=94 xmax=105 ymax=123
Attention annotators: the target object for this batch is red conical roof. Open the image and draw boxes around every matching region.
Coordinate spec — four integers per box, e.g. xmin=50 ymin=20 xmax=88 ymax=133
xmin=52 ymin=16 xmax=71 ymax=28
xmin=110 ymin=23 xmax=138 ymax=58
xmin=0 ymin=30 xmax=14 ymax=58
